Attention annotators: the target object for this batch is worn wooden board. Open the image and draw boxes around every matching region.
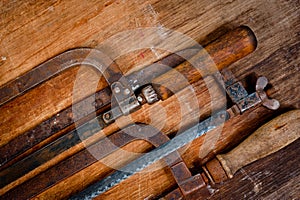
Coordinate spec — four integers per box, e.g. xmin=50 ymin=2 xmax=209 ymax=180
xmin=209 ymin=138 xmax=300 ymax=200
xmin=0 ymin=0 xmax=299 ymax=199
xmin=1 ymin=0 xmax=299 ymax=147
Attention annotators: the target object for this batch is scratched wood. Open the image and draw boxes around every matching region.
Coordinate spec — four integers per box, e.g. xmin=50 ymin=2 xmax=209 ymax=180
xmin=0 ymin=75 xmax=224 ymax=196
xmin=209 ymin=138 xmax=300 ymax=200
xmin=1 ymin=0 xmax=299 ymax=147
xmin=0 ymin=28 xmax=256 ymax=196
xmin=0 ymin=0 xmax=299 ymax=199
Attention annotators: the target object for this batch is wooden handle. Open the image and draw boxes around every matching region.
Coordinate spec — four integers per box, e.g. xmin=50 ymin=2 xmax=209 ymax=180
xmin=217 ymin=110 xmax=300 ymax=178
xmin=152 ymin=26 xmax=257 ymax=100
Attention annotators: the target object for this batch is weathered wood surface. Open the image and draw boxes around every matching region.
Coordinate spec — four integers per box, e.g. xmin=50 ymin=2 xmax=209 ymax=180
xmin=0 ymin=0 xmax=299 ymax=199
xmin=216 ymin=110 xmax=300 ymax=179
xmin=209 ymin=138 xmax=300 ymax=200
xmin=0 ymin=27 xmax=254 ymax=174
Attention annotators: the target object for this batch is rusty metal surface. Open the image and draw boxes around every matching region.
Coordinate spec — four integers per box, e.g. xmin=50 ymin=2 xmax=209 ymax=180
xmin=1 ymin=124 xmax=161 ymax=199
xmin=1 ymin=27 xmax=273 ymax=199
xmin=170 ymin=162 xmax=192 ymax=184
xmin=0 ymin=27 xmax=257 ymax=178
xmin=2 ymin=123 xmax=200 ymax=200
xmin=161 ymin=72 xmax=283 ymax=200
xmin=164 ymin=150 xmax=212 ymax=199
xmin=70 ymin=69 xmax=282 ymax=199
xmin=110 ymin=81 xmax=140 ymax=116
xmin=164 ymin=188 xmax=184 ymax=200
xmin=0 ymin=87 xmax=111 ymax=170
xmin=0 ymin=46 xmax=198 ymax=178
xmin=1 ymin=66 xmax=281 ymax=199
xmin=0 ymin=48 xmax=124 ymax=106
xmin=152 ymin=26 xmax=257 ymax=100
xmin=0 ymin=47 xmax=198 ymax=107
xmin=204 ymin=158 xmax=228 ymax=183
xmin=0 ymin=111 xmax=114 ymax=188
xmin=179 ymin=174 xmax=210 ymax=199
xmin=70 ymin=111 xmax=228 ymax=199
xmin=169 ymin=162 xmax=210 ymax=199
xmin=237 ymin=92 xmax=261 ymax=112
xmin=164 ymin=173 xmax=211 ymax=200
xmin=226 ymin=82 xmax=248 ymax=103
xmin=0 ymin=47 xmax=198 ymax=170
xmin=220 ymin=71 xmax=280 ymax=114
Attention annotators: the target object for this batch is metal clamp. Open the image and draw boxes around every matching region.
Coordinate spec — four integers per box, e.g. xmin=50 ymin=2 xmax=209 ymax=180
xmin=216 ymin=70 xmax=280 ymax=114
xmin=102 ymin=83 xmax=160 ymax=124
xmin=166 ymin=160 xmax=211 ymax=199
xmin=102 ymin=79 xmax=142 ymax=124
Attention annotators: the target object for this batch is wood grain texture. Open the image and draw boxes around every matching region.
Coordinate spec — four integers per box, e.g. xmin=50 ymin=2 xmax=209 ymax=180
xmin=209 ymin=138 xmax=300 ymax=200
xmin=217 ymin=110 xmax=300 ymax=178
xmin=1 ymin=0 xmax=299 ymax=145
xmin=0 ymin=0 xmax=299 ymax=199
xmin=0 ymin=75 xmax=223 ymax=196
xmin=153 ymin=26 xmax=257 ymax=100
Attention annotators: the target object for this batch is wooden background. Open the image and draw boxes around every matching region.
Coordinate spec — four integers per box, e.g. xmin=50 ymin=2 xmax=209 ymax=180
xmin=0 ymin=0 xmax=299 ymax=199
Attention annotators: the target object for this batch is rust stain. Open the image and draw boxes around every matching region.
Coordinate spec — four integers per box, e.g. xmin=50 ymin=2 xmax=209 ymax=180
xmin=274 ymin=123 xmax=287 ymax=130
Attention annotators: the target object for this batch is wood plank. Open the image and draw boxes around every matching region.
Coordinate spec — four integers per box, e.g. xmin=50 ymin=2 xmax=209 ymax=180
xmin=0 ymin=75 xmax=223 ymax=195
xmin=1 ymin=0 xmax=299 ymax=146
xmin=32 ymin=23 xmax=300 ymax=200
xmin=0 ymin=66 xmax=107 ymax=147
xmin=31 ymin=107 xmax=294 ymax=200
xmin=0 ymin=0 xmax=299 ymax=199
xmin=209 ymin=138 xmax=300 ymax=200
